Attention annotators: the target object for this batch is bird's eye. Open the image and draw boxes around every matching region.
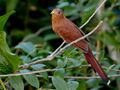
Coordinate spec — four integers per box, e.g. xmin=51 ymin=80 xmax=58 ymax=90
xmin=58 ymin=11 xmax=62 ymax=14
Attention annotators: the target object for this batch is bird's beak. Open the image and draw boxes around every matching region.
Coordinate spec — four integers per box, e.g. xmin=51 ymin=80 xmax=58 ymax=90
xmin=51 ymin=11 xmax=54 ymax=14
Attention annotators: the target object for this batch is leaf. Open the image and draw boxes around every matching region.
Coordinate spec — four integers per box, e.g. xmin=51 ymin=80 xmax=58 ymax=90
xmin=44 ymin=33 xmax=59 ymax=41
xmin=0 ymin=10 xmax=15 ymax=31
xmin=41 ymin=72 xmax=48 ymax=80
xmin=81 ymin=8 xmax=95 ymax=24
xmin=20 ymin=55 xmax=31 ymax=63
xmin=67 ymin=81 xmax=79 ymax=90
xmin=20 ymin=69 xmax=39 ymax=88
xmin=0 ymin=63 xmax=12 ymax=74
xmin=15 ymin=42 xmax=36 ymax=54
xmin=6 ymin=0 xmax=19 ymax=12
xmin=0 ymin=11 xmax=21 ymax=73
xmin=31 ymin=64 xmax=46 ymax=70
xmin=86 ymin=79 xmax=99 ymax=87
xmin=54 ymin=68 xmax=65 ymax=78
xmin=98 ymin=32 xmax=120 ymax=48
xmin=9 ymin=76 xmax=24 ymax=90
xmin=77 ymin=80 xmax=86 ymax=90
xmin=52 ymin=76 xmax=69 ymax=90
xmin=5 ymin=52 xmax=22 ymax=71
xmin=57 ymin=59 xmax=66 ymax=68
xmin=56 ymin=1 xmax=78 ymax=16
xmin=0 ymin=31 xmax=21 ymax=73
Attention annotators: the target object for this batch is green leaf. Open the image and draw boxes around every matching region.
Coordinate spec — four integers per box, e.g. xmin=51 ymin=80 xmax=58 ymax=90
xmin=31 ymin=64 xmax=46 ymax=70
xmin=67 ymin=81 xmax=79 ymax=90
xmin=0 ymin=11 xmax=21 ymax=73
xmin=0 ymin=31 xmax=21 ymax=73
xmin=54 ymin=68 xmax=65 ymax=78
xmin=20 ymin=69 xmax=39 ymax=88
xmin=44 ymin=33 xmax=59 ymax=41
xmin=20 ymin=55 xmax=31 ymax=63
xmin=98 ymin=32 xmax=120 ymax=48
xmin=9 ymin=76 xmax=24 ymax=90
xmin=0 ymin=63 xmax=12 ymax=74
xmin=0 ymin=10 xmax=15 ymax=31
xmin=15 ymin=42 xmax=36 ymax=54
xmin=5 ymin=52 xmax=22 ymax=71
xmin=52 ymin=76 xmax=69 ymax=90
xmin=6 ymin=0 xmax=19 ymax=12
xmin=57 ymin=59 xmax=67 ymax=68
xmin=86 ymin=79 xmax=99 ymax=88
xmin=41 ymin=72 xmax=48 ymax=80
xmin=77 ymin=80 xmax=86 ymax=90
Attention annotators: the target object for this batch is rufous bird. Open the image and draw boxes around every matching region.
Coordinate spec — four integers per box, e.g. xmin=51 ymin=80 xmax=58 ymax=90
xmin=51 ymin=8 xmax=109 ymax=84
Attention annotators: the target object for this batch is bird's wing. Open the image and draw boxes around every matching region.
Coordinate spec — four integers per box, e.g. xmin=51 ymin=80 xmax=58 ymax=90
xmin=74 ymin=25 xmax=89 ymax=42
xmin=61 ymin=18 xmax=89 ymax=52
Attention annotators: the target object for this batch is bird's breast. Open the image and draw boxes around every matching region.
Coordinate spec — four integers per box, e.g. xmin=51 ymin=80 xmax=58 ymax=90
xmin=53 ymin=24 xmax=71 ymax=40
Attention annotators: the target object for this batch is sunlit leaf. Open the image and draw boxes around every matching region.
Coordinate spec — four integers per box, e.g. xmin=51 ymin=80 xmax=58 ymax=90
xmin=0 ymin=10 xmax=21 ymax=73
xmin=77 ymin=80 xmax=86 ymax=90
xmin=0 ymin=31 xmax=21 ymax=73
xmin=6 ymin=0 xmax=19 ymax=12
xmin=0 ymin=10 xmax=15 ymax=31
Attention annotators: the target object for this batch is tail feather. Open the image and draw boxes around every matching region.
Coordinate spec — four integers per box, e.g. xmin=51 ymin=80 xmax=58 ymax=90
xmin=84 ymin=47 xmax=109 ymax=83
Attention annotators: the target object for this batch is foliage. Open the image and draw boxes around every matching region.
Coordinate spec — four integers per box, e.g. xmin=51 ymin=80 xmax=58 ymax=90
xmin=0 ymin=10 xmax=21 ymax=74
xmin=0 ymin=0 xmax=120 ymax=90
xmin=52 ymin=76 xmax=79 ymax=90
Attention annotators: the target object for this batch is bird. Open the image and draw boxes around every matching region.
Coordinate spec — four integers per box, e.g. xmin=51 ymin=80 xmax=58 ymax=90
xmin=51 ymin=8 xmax=109 ymax=84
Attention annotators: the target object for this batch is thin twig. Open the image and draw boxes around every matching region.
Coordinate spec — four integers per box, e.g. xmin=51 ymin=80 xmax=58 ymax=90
xmin=79 ymin=0 xmax=106 ymax=29
xmin=0 ymin=79 xmax=6 ymax=90
xmin=37 ymin=74 xmax=120 ymax=79
xmin=0 ymin=69 xmax=54 ymax=78
xmin=1 ymin=63 xmax=120 ymax=78
xmin=48 ymin=41 xmax=66 ymax=57
xmin=19 ymin=57 xmax=52 ymax=68
xmin=37 ymin=75 xmax=100 ymax=79
xmin=0 ymin=68 xmax=114 ymax=78
xmin=0 ymin=67 xmax=119 ymax=79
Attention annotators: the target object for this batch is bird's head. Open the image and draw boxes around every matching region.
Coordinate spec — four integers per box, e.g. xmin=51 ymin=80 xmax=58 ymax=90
xmin=51 ymin=8 xmax=64 ymax=16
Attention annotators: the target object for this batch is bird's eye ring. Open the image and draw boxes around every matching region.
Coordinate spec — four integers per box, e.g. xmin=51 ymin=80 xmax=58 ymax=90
xmin=58 ymin=11 xmax=62 ymax=14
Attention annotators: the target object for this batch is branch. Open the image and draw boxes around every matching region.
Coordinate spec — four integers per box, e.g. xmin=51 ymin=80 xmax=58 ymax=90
xmin=1 ymin=63 xmax=120 ymax=78
xmin=48 ymin=41 xmax=66 ymax=57
xmin=79 ymin=0 xmax=106 ymax=29
xmin=37 ymin=74 xmax=120 ymax=79
xmin=0 ymin=69 xmax=54 ymax=78
xmin=0 ymin=66 xmax=119 ymax=79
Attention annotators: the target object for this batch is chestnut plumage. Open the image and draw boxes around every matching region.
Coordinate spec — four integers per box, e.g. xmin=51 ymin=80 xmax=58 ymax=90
xmin=51 ymin=8 xmax=109 ymax=83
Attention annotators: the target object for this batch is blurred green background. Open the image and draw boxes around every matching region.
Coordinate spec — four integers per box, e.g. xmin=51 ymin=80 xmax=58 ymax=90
xmin=0 ymin=0 xmax=120 ymax=90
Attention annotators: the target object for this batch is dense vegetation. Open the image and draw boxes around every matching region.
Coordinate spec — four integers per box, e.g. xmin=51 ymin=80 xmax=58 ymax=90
xmin=0 ymin=0 xmax=120 ymax=90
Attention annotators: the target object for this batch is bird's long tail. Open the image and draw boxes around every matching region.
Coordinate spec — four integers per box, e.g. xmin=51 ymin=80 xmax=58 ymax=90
xmin=84 ymin=47 xmax=109 ymax=83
